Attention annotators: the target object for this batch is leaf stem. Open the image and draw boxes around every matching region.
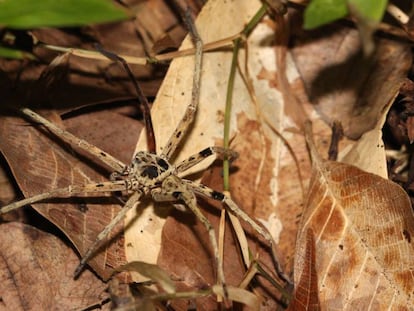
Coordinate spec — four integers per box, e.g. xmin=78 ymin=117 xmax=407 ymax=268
xmin=38 ymin=33 xmax=240 ymax=66
xmin=222 ymin=4 xmax=267 ymax=191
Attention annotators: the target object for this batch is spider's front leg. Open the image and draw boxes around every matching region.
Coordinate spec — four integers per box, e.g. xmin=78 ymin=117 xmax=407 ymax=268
xmin=151 ymin=175 xmax=227 ymax=298
xmin=174 ymin=146 xmax=238 ymax=174
xmin=20 ymin=108 xmax=126 ymax=173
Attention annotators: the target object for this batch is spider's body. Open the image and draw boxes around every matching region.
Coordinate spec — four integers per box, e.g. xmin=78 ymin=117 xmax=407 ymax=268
xmin=121 ymin=151 xmax=174 ymax=188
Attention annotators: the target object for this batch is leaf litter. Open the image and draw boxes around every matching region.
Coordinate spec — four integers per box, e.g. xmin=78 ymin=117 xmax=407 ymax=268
xmin=0 ymin=222 xmax=108 ymax=310
xmin=1 ymin=0 xmax=414 ymax=310
xmin=295 ymin=121 xmax=414 ymax=309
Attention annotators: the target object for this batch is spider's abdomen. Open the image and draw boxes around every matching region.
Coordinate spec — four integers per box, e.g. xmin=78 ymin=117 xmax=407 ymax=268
xmin=129 ymin=151 xmax=173 ymax=186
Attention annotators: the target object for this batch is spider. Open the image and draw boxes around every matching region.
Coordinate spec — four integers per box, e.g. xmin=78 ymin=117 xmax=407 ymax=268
xmin=0 ymin=16 xmax=276 ymax=295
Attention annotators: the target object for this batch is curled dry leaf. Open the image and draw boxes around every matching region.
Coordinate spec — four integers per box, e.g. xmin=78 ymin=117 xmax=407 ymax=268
xmin=339 ymin=91 xmax=396 ymax=179
xmin=294 ymin=124 xmax=414 ymax=309
xmin=211 ymin=285 xmax=260 ymax=310
xmin=115 ymin=261 xmax=176 ymax=294
xmin=0 ymin=222 xmax=108 ymax=310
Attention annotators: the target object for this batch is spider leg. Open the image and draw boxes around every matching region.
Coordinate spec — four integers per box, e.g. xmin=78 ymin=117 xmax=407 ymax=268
xmin=74 ymin=190 xmax=142 ymax=278
xmin=184 ymin=180 xmax=274 ymax=244
xmin=151 ymin=175 xmax=228 ymax=299
xmin=0 ymin=180 xmax=131 ymax=214
xmin=183 ymin=179 xmax=291 ymax=283
xmin=174 ymin=146 xmax=238 ymax=174
xmin=160 ymin=13 xmax=203 ymax=160
xmin=20 ymin=108 xmax=126 ymax=173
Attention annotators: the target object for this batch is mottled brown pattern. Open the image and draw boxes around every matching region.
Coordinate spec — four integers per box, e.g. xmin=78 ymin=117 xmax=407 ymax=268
xmin=0 ymin=112 xmax=133 ymax=280
xmin=296 ymin=155 xmax=414 ymax=309
xmin=287 ymin=228 xmax=321 ymax=311
xmin=0 ymin=222 xmax=108 ymax=310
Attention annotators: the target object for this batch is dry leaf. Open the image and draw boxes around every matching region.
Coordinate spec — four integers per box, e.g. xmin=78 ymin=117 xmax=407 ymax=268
xmin=287 ymin=228 xmax=320 ymax=311
xmin=0 ymin=222 xmax=108 ymax=310
xmin=0 ymin=109 xmax=141 ymax=279
xmin=339 ymin=89 xmax=398 ymax=179
xmin=116 ymin=261 xmax=175 ymax=294
xmin=122 ymin=1 xmax=307 ymax=307
xmin=294 ymin=124 xmax=414 ymax=309
xmin=126 ymin=0 xmax=268 ymax=276
xmin=292 ymin=24 xmax=411 ymax=139
xmin=157 ymin=165 xmax=247 ymax=310
xmin=0 ymin=0 xmax=187 ymax=112
xmin=0 ymin=161 xmax=15 ymax=206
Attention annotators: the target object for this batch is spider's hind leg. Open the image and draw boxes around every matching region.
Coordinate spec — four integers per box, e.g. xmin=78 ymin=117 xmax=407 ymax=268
xmin=184 ymin=179 xmax=292 ymax=284
xmin=151 ymin=175 xmax=228 ymax=299
xmin=74 ymin=190 xmax=142 ymax=278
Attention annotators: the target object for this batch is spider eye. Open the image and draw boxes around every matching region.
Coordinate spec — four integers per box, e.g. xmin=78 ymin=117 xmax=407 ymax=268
xmin=141 ymin=165 xmax=159 ymax=179
xmin=157 ymin=158 xmax=169 ymax=170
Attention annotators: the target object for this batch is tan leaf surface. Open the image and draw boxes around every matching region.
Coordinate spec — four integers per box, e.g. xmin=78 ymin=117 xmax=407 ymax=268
xmin=295 ymin=128 xmax=414 ymax=309
xmin=119 ymin=2 xmax=310 ymax=308
xmin=126 ymin=0 xmax=271 ymax=276
xmin=124 ymin=0 xmax=305 ymax=292
xmin=0 ymin=222 xmax=108 ymax=310
xmin=339 ymin=92 xmax=396 ymax=179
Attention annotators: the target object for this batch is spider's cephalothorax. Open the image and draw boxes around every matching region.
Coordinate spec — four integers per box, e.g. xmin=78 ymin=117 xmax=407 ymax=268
xmin=124 ymin=151 xmax=174 ymax=189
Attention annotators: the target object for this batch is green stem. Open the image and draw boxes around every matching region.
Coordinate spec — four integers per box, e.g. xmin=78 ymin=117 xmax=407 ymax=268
xmin=222 ymin=5 xmax=268 ymax=191
xmin=223 ymin=38 xmax=240 ymax=191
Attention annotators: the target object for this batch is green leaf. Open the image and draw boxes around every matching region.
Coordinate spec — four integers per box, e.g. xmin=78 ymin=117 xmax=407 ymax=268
xmin=0 ymin=0 xmax=128 ymax=29
xmin=304 ymin=0 xmax=348 ymax=29
xmin=0 ymin=46 xmax=35 ymax=59
xmin=348 ymin=0 xmax=387 ymax=23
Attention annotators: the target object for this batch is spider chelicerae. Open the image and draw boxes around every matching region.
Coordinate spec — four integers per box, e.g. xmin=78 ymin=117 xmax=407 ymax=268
xmin=0 ymin=17 xmax=276 ymax=293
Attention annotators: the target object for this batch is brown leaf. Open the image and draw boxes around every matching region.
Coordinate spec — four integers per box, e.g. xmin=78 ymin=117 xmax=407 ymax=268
xmin=0 ymin=109 xmax=141 ymax=279
xmin=0 ymin=161 xmax=16 ymax=207
xmin=0 ymin=0 xmax=188 ymax=113
xmin=64 ymin=108 xmax=143 ymax=165
xmin=0 ymin=222 xmax=108 ymax=310
xmin=295 ymin=126 xmax=414 ymax=309
xmin=339 ymin=89 xmax=395 ymax=179
xmin=287 ymin=228 xmax=320 ymax=311
xmin=157 ymin=164 xmax=247 ymax=310
xmin=292 ymin=24 xmax=411 ymax=139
